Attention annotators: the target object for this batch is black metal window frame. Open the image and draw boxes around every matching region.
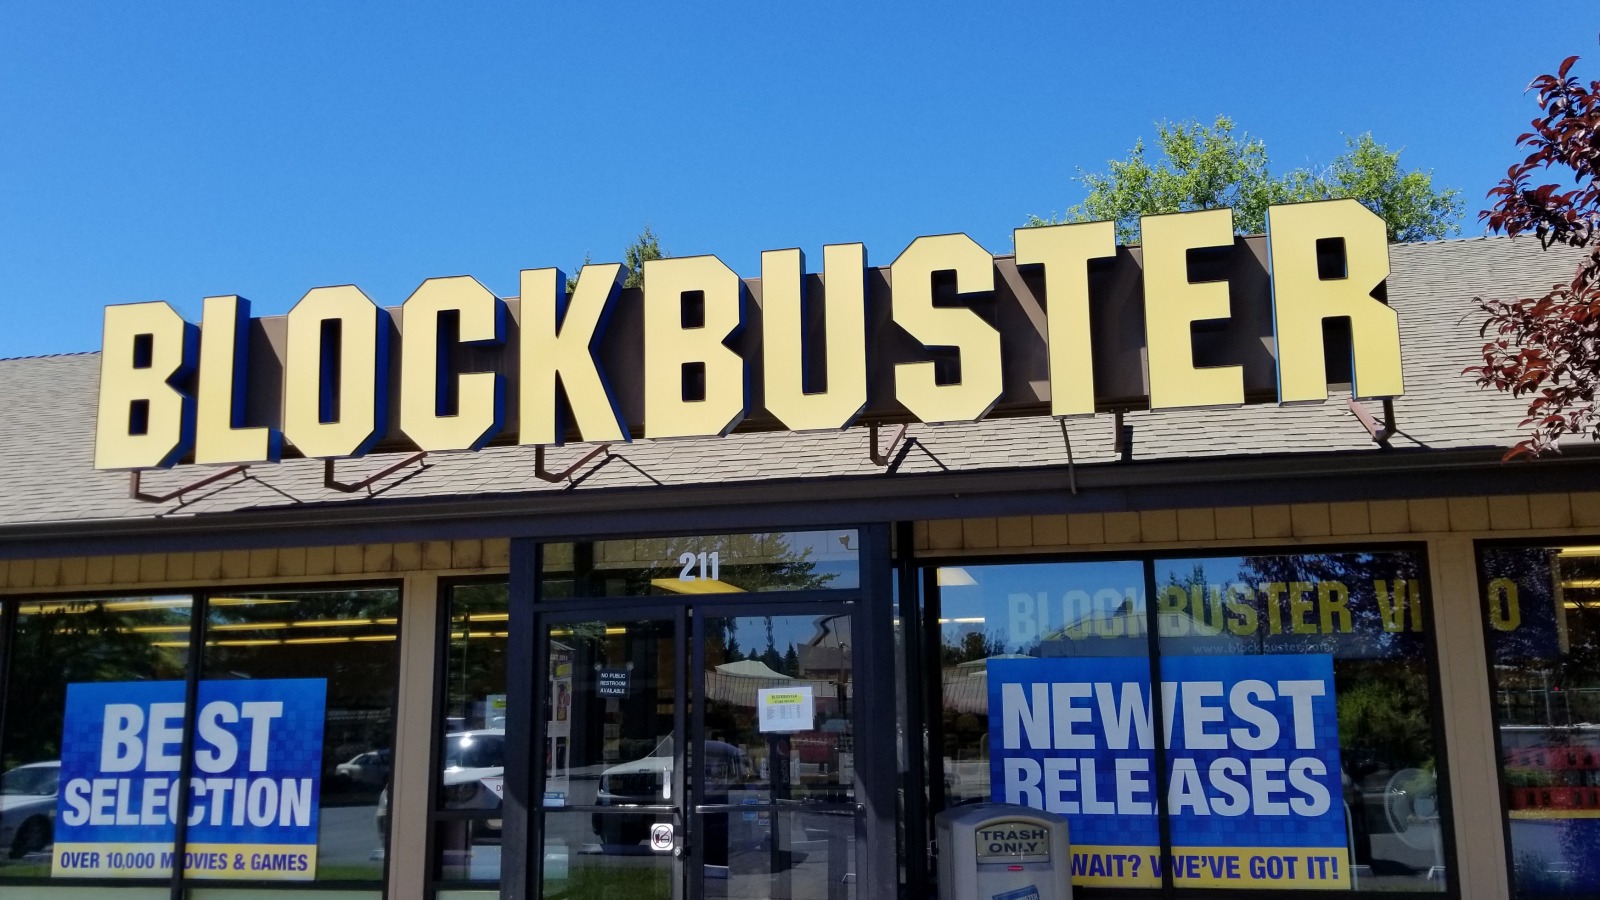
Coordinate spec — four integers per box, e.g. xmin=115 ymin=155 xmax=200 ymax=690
xmin=1471 ymin=535 xmax=1600 ymax=900
xmin=0 ymin=576 xmax=405 ymax=900
xmin=915 ymin=540 xmax=1459 ymax=900
xmin=488 ymin=523 xmax=895 ymax=900
xmin=425 ymin=574 xmax=513 ymax=896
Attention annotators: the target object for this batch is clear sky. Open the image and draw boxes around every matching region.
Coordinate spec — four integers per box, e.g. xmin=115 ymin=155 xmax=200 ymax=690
xmin=3 ymin=2 xmax=1597 ymax=359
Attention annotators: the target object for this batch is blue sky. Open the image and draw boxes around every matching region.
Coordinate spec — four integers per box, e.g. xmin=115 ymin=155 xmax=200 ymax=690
xmin=3 ymin=2 xmax=1597 ymax=359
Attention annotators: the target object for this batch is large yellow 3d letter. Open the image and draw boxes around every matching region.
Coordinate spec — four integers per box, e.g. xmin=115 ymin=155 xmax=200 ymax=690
xmin=643 ymin=256 xmax=747 ymax=439
xmin=760 ymin=244 xmax=868 ymax=431
xmin=195 ymin=296 xmax=281 ymax=465
xmin=519 ymin=264 xmax=628 ymax=446
xmin=891 ymin=234 xmax=1001 ymax=422
xmin=1014 ymin=222 xmax=1116 ymax=416
xmin=95 ymin=302 xmax=197 ymax=469
xmin=399 ymin=276 xmax=506 ymax=451
xmin=284 ymin=285 xmax=390 ymax=459
xmin=1267 ymin=199 xmax=1403 ymax=402
xmin=1142 ymin=209 xmax=1244 ymax=409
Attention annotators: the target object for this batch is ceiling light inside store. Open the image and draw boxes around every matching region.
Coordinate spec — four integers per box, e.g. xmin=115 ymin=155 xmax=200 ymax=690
xmin=649 ymin=578 xmax=743 ymax=594
xmin=937 ymin=568 xmax=977 ymax=586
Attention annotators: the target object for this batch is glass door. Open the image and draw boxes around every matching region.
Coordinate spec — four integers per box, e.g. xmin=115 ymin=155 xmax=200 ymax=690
xmin=534 ymin=601 xmax=859 ymax=900
xmin=692 ymin=603 xmax=858 ymax=900
xmin=538 ymin=606 xmax=687 ymax=900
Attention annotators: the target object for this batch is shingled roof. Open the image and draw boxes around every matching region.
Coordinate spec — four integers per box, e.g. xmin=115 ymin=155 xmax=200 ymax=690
xmin=0 ymin=235 xmax=1592 ymax=552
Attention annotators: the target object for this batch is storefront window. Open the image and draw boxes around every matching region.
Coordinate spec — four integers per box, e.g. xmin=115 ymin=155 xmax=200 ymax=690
xmin=191 ymin=587 xmax=400 ymax=884
xmin=1155 ymin=550 xmax=1442 ymax=893
xmin=542 ymin=530 xmax=860 ymax=598
xmin=935 ymin=560 xmax=1154 ymax=888
xmin=432 ymin=581 xmax=508 ymax=885
xmin=1480 ymin=543 xmax=1600 ymax=895
xmin=0 ymin=594 xmax=192 ymax=883
xmin=933 ymin=549 xmax=1446 ymax=893
xmin=0 ymin=586 xmax=400 ymax=895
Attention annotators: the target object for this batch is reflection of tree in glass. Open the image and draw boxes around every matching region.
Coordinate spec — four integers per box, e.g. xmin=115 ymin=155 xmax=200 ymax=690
xmin=1237 ymin=551 xmax=1426 ymax=657
xmin=633 ymin=533 xmax=837 ymax=595
xmin=444 ymin=583 xmax=509 ymax=728
xmin=3 ymin=600 xmax=188 ymax=768
xmin=205 ymin=589 xmax=400 ymax=802
xmin=941 ymin=630 xmax=1008 ymax=668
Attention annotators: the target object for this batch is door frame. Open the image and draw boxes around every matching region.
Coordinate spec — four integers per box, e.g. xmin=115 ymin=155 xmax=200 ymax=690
xmin=500 ymin=524 xmax=895 ymax=900
xmin=687 ymin=598 xmax=860 ymax=896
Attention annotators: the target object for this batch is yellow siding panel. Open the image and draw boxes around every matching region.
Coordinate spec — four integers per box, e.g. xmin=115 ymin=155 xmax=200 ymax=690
xmin=452 ymin=540 xmax=484 ymax=570
xmin=247 ymin=549 xmax=278 ymax=579
xmin=364 ymin=544 xmax=396 ymax=573
xmin=1176 ymin=508 xmax=1216 ymax=542
xmin=483 ymin=538 xmax=511 ymax=568
xmin=277 ymin=547 xmax=307 ymax=577
xmin=422 ymin=541 xmax=453 ymax=570
xmin=1139 ymin=509 xmax=1178 ymax=543
xmin=1408 ymin=498 xmax=1450 ymax=533
xmin=59 ymin=557 xmax=87 ymax=587
xmin=393 ymin=542 xmax=424 ymax=571
xmin=928 ymin=520 xmax=963 ymax=551
xmin=1067 ymin=514 xmax=1105 ymax=546
xmin=1103 ymin=512 xmax=1140 ymax=544
xmin=1487 ymin=495 xmax=1532 ymax=532
xmin=334 ymin=545 xmax=364 ymax=575
xmin=219 ymin=550 xmax=250 ymax=580
xmin=1572 ymin=492 xmax=1600 ymax=528
xmin=166 ymin=553 xmax=195 ymax=583
xmin=962 ymin=519 xmax=999 ymax=550
xmin=86 ymin=556 xmax=115 ymax=585
xmin=1530 ymin=493 xmax=1573 ymax=530
xmin=194 ymin=551 xmax=224 ymax=581
xmin=113 ymin=555 xmax=141 ymax=584
xmin=1448 ymin=497 xmax=1491 ymax=532
xmin=1252 ymin=505 xmax=1292 ymax=539
xmin=1369 ymin=500 xmax=1409 ymax=534
xmin=9 ymin=560 xmax=34 ymax=589
xmin=32 ymin=558 xmax=60 ymax=588
xmin=1214 ymin=507 xmax=1254 ymax=540
xmin=138 ymin=555 xmax=167 ymax=584
xmin=305 ymin=546 xmax=336 ymax=576
xmin=996 ymin=516 xmax=1032 ymax=549
xmin=1032 ymin=515 xmax=1069 ymax=546
xmin=1291 ymin=504 xmax=1332 ymax=537
xmin=1329 ymin=502 xmax=1371 ymax=536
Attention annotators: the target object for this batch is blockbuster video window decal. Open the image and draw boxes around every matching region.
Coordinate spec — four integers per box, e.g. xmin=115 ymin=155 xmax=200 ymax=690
xmin=92 ymin=199 xmax=1404 ymax=471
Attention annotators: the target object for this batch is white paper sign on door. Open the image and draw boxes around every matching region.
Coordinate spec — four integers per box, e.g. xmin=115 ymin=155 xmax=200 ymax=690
xmin=757 ymin=685 xmax=814 ymax=733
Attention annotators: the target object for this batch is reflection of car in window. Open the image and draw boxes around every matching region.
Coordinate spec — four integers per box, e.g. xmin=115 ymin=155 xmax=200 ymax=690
xmin=591 ymin=737 xmax=751 ymax=849
xmin=335 ymin=749 xmax=392 ymax=788
xmin=0 ymin=760 xmax=59 ymax=859
xmin=377 ymin=730 xmax=504 ymax=843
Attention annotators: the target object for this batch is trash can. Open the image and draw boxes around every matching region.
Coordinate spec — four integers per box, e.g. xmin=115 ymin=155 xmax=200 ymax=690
xmin=935 ymin=803 xmax=1071 ymax=900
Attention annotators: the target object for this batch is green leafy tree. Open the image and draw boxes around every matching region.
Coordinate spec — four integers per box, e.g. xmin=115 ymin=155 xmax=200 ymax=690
xmin=566 ymin=225 xmax=667 ymax=292
xmin=1030 ymin=116 xmax=1462 ymax=244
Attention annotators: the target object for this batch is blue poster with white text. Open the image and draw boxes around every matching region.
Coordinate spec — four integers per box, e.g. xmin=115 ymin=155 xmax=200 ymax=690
xmin=53 ymin=678 xmax=326 ymax=880
xmin=988 ymin=654 xmax=1346 ymax=889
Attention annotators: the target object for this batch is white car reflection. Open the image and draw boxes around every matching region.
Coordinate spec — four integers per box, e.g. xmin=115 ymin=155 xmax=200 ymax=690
xmin=0 ymin=761 xmax=58 ymax=859
xmin=377 ymin=729 xmax=504 ymax=842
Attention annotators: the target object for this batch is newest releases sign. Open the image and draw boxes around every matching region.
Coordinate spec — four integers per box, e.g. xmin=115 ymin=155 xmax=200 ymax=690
xmin=988 ymin=655 xmax=1346 ymax=890
xmin=94 ymin=200 xmax=1404 ymax=470
xmin=53 ymin=679 xmax=326 ymax=880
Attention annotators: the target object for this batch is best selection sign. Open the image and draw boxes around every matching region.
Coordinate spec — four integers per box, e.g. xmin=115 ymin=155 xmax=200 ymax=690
xmin=53 ymin=679 xmax=326 ymax=880
xmin=988 ymin=655 xmax=1346 ymax=890
xmin=93 ymin=200 xmax=1403 ymax=470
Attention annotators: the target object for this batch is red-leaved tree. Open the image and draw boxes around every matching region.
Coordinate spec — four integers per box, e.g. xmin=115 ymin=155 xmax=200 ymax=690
xmin=1472 ymin=51 xmax=1600 ymax=458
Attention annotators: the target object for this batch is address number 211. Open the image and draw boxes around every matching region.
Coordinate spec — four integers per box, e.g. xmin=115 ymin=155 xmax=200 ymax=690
xmin=678 ymin=551 xmax=721 ymax=582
